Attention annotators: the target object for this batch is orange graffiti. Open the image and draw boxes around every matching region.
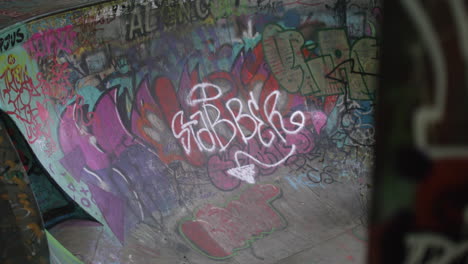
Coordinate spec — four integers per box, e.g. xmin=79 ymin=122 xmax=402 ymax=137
xmin=26 ymin=222 xmax=44 ymax=240
xmin=12 ymin=176 xmax=27 ymax=189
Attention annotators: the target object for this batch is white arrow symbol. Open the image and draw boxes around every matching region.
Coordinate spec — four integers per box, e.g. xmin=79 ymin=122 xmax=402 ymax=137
xmin=227 ymin=145 xmax=297 ymax=184
xmin=227 ymin=164 xmax=256 ymax=184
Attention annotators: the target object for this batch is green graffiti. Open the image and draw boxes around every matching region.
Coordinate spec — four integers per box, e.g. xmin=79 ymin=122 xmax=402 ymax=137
xmin=262 ymin=24 xmax=379 ymax=100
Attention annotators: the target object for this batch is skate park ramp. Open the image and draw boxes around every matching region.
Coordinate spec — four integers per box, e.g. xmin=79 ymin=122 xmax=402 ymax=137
xmin=0 ymin=0 xmax=104 ymax=29
xmin=0 ymin=0 xmax=380 ymax=263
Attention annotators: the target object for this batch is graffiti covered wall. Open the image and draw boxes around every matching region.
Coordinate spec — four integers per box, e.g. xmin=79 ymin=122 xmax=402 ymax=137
xmin=0 ymin=0 xmax=381 ymax=263
xmin=371 ymin=1 xmax=468 ymax=263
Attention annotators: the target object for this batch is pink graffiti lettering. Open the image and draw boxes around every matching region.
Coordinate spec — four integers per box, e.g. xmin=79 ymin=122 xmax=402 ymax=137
xmin=24 ymin=25 xmax=77 ymax=59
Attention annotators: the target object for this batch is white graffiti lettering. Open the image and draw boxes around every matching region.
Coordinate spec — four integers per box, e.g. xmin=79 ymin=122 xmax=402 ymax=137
xmin=171 ymin=83 xmax=306 ymax=156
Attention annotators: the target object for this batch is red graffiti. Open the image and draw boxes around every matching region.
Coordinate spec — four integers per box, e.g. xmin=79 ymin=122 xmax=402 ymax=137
xmin=130 ymin=43 xmax=321 ymax=189
xmin=180 ymin=184 xmax=285 ymax=258
xmin=36 ymin=57 xmax=72 ymax=102
xmin=0 ymin=54 xmax=44 ymax=143
xmin=0 ymin=54 xmax=81 ymax=155
xmin=37 ymin=57 xmax=95 ymax=128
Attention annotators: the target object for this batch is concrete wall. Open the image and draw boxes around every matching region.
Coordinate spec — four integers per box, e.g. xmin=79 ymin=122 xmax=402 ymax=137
xmin=0 ymin=0 xmax=381 ymax=263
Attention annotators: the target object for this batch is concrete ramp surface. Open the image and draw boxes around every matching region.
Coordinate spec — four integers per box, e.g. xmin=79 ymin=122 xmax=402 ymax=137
xmin=0 ymin=0 xmax=380 ymax=263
